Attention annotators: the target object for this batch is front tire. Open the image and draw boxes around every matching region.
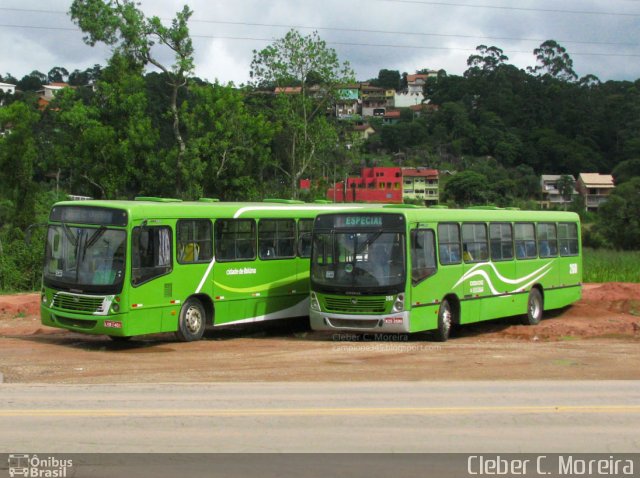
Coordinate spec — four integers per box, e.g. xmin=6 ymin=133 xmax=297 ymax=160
xmin=522 ymin=288 xmax=543 ymax=325
xmin=176 ymin=297 xmax=206 ymax=342
xmin=435 ymin=299 xmax=453 ymax=342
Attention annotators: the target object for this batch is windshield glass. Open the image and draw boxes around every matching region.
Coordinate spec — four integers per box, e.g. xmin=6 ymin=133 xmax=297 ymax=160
xmin=44 ymin=225 xmax=126 ymax=292
xmin=311 ymin=231 xmax=406 ymax=292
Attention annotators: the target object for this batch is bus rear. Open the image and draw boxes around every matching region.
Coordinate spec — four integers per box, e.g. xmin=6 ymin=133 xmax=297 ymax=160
xmin=309 ymin=212 xmax=410 ymax=332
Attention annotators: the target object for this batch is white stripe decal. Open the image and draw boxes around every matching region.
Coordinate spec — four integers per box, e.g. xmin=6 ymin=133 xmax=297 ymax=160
xmin=233 ymin=205 xmax=365 ymax=218
xmin=215 ymin=298 xmax=310 ymax=326
xmin=515 ymin=268 xmax=552 ymax=293
xmin=454 ymin=261 xmax=552 ymax=289
xmin=452 ymin=261 xmax=554 ymax=297
xmin=195 ymin=257 xmax=216 ymax=294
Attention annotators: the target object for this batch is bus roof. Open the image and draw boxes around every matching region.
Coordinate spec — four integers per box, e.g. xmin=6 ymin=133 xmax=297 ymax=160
xmin=49 ymin=200 xmax=383 ymax=222
xmin=316 ymin=205 xmax=580 ymax=224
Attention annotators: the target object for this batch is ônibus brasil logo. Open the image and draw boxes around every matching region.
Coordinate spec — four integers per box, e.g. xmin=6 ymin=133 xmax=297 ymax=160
xmin=8 ymin=454 xmax=73 ymax=477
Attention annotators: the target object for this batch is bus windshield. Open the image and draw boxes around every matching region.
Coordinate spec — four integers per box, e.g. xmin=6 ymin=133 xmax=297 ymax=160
xmin=311 ymin=231 xmax=406 ymax=293
xmin=44 ymin=225 xmax=126 ymax=292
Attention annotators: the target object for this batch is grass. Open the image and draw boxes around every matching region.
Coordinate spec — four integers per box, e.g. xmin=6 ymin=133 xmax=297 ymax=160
xmin=583 ymin=248 xmax=640 ymax=283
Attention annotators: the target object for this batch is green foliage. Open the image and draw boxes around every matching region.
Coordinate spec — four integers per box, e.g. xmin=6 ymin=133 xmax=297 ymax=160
xmin=594 ymin=178 xmax=640 ymax=250
xmin=250 ymin=30 xmax=355 ymax=198
xmin=583 ymin=248 xmax=640 ymax=282
xmin=70 ymin=0 xmax=195 ymax=197
xmin=442 ymin=171 xmax=488 ymax=206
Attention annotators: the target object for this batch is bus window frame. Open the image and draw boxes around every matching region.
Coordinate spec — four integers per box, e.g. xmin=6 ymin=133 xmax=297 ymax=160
xmin=537 ymin=222 xmax=558 ymax=258
xmin=515 ymin=222 xmax=538 ymax=260
xmin=558 ymin=222 xmax=580 ymax=257
xmin=258 ymin=218 xmax=296 ymax=261
xmin=411 ymin=228 xmax=437 ymax=286
xmin=214 ymin=218 xmax=257 ymax=263
xmin=489 ymin=222 xmax=514 ymax=262
xmin=176 ymin=219 xmax=213 ymax=265
xmin=131 ymin=225 xmax=173 ymax=287
xmin=437 ymin=222 xmax=462 ymax=266
xmin=297 ymin=218 xmax=314 ymax=258
xmin=461 ymin=222 xmax=489 ymax=264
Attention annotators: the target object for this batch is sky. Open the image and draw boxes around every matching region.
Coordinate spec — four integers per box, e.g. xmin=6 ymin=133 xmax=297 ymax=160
xmin=1 ymin=0 xmax=639 ymax=85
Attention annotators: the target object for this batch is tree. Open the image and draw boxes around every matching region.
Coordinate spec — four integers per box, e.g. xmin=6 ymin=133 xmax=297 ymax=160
xmin=465 ymin=45 xmax=508 ymax=76
xmin=557 ymin=174 xmax=576 ymax=209
xmin=181 ymin=83 xmax=275 ymax=199
xmin=612 ymin=158 xmax=640 ymax=185
xmin=17 ymin=71 xmax=46 ymax=92
xmin=0 ymin=102 xmax=40 ymax=228
xmin=596 ymin=177 xmax=640 ymax=250
xmin=250 ymin=30 xmax=354 ymax=198
xmin=528 ymin=40 xmax=577 ymax=82
xmin=47 ymin=66 xmax=69 ymax=83
xmin=70 ymin=0 xmax=195 ymax=196
xmin=442 ymin=171 xmax=488 ymax=206
xmin=372 ymin=69 xmax=401 ymax=90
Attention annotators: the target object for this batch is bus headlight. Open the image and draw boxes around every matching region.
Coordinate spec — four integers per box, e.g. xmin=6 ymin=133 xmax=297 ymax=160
xmin=310 ymin=292 xmax=321 ymax=311
xmin=392 ymin=293 xmax=405 ymax=312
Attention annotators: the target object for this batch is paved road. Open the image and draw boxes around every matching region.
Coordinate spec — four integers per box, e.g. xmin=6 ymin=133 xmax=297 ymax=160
xmin=1 ymin=381 xmax=639 ymax=453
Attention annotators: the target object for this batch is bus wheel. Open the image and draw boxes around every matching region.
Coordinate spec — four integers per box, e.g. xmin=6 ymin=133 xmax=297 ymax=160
xmin=522 ymin=288 xmax=543 ymax=325
xmin=176 ymin=297 xmax=206 ymax=342
xmin=435 ymin=299 xmax=453 ymax=342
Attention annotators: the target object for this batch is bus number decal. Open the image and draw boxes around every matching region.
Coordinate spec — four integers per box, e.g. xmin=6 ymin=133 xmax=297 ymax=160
xmin=569 ymin=263 xmax=578 ymax=275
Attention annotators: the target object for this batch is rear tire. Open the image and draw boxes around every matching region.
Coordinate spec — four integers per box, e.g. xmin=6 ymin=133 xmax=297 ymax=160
xmin=435 ymin=299 xmax=453 ymax=342
xmin=522 ymin=288 xmax=543 ymax=325
xmin=176 ymin=297 xmax=206 ymax=342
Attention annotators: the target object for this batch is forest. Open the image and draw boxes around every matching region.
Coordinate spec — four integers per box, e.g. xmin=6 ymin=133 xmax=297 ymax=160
xmin=0 ymin=0 xmax=639 ymax=291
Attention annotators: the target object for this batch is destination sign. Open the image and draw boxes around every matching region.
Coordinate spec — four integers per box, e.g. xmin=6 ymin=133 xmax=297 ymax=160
xmin=316 ymin=213 xmax=405 ymax=230
xmin=344 ymin=216 xmax=383 ymax=227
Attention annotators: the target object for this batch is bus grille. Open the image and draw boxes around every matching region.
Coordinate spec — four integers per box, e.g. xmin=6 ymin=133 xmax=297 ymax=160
xmin=52 ymin=293 xmax=106 ymax=314
xmin=324 ymin=297 xmax=386 ymax=313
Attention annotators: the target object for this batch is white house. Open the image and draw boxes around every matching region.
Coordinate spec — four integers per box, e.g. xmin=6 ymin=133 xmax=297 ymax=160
xmin=0 ymin=82 xmax=16 ymax=95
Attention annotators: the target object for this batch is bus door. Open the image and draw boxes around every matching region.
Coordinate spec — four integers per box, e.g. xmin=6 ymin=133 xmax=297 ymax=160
xmin=460 ymin=223 xmax=491 ymax=323
xmin=129 ymin=221 xmax=174 ymax=334
xmin=409 ymin=224 xmax=439 ymax=331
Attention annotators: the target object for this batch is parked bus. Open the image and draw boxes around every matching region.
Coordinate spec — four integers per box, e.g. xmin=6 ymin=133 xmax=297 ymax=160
xmin=309 ymin=206 xmax=582 ymax=341
xmin=40 ymin=198 xmax=371 ymax=341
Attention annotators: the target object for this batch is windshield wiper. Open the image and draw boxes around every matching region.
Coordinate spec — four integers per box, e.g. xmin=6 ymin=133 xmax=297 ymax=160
xmin=355 ymin=231 xmax=383 ymax=255
xmin=82 ymin=226 xmax=107 ymax=261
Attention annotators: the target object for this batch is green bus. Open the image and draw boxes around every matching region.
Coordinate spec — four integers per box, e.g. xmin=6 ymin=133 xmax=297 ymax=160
xmin=309 ymin=206 xmax=582 ymax=341
xmin=40 ymin=198 xmax=370 ymax=341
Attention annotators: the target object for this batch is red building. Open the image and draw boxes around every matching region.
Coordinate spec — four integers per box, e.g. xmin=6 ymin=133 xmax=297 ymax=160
xmin=327 ymin=167 xmax=403 ymax=203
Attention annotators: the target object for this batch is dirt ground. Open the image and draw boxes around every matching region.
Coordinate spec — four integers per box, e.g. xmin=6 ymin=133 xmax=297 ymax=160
xmin=0 ymin=283 xmax=639 ymax=383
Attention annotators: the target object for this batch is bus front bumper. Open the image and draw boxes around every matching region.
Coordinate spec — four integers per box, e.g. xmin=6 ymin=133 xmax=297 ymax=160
xmin=310 ymin=310 xmax=410 ymax=333
xmin=41 ymin=305 xmax=130 ymax=337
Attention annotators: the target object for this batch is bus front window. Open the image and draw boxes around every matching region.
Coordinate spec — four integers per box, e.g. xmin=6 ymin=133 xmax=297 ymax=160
xmin=44 ymin=225 xmax=126 ymax=292
xmin=311 ymin=232 xmax=405 ymax=292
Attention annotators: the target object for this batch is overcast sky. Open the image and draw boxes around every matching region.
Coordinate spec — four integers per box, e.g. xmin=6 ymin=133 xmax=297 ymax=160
xmin=1 ymin=0 xmax=639 ymax=85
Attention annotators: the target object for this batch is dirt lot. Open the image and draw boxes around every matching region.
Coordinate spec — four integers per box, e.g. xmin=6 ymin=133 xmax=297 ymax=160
xmin=0 ymin=283 xmax=639 ymax=383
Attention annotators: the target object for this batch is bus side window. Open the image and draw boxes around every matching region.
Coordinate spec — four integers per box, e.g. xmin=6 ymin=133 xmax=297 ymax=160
xmin=558 ymin=222 xmax=579 ymax=256
xmin=177 ymin=219 xmax=212 ymax=264
xmin=490 ymin=223 xmax=513 ymax=261
xmin=258 ymin=219 xmax=296 ymax=260
xmin=411 ymin=229 xmax=436 ymax=284
xmin=438 ymin=223 xmax=461 ymax=265
xmin=297 ymin=219 xmax=314 ymax=258
xmin=215 ymin=219 xmax=256 ymax=262
xmin=462 ymin=223 xmax=488 ymax=263
xmin=515 ymin=223 xmax=537 ymax=260
xmin=131 ymin=226 xmax=172 ymax=286
xmin=537 ymin=223 xmax=557 ymax=258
